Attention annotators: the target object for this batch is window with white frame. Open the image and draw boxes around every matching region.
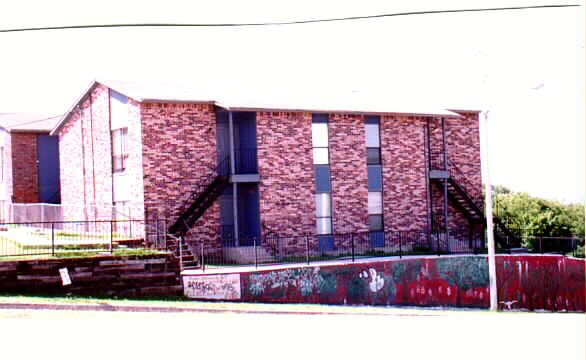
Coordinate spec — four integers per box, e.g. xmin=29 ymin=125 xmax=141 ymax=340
xmin=366 ymin=116 xmax=383 ymax=232
xmin=112 ymin=128 xmax=128 ymax=173
xmin=312 ymin=114 xmax=332 ymax=235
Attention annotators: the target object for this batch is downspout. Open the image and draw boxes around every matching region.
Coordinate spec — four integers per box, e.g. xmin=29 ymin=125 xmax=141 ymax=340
xmin=80 ymin=104 xmax=88 ymax=222
xmin=228 ymin=111 xmax=239 ymax=246
xmin=89 ymin=91 xmax=97 ymax=205
xmin=35 ymin=134 xmax=40 ymax=203
xmin=424 ymin=118 xmax=432 ymax=237
xmin=108 ymin=89 xmax=114 ymax=207
xmin=441 ymin=117 xmax=449 ymax=249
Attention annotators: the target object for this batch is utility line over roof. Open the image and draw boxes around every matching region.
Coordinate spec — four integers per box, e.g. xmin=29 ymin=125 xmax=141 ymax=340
xmin=0 ymin=4 xmax=579 ymax=32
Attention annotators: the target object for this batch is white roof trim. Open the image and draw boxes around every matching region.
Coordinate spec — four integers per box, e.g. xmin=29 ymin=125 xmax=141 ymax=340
xmin=52 ymin=80 xmax=468 ymax=135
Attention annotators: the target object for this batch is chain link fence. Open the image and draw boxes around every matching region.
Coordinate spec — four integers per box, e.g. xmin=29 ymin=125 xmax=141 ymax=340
xmin=0 ymin=202 xmax=145 ymax=223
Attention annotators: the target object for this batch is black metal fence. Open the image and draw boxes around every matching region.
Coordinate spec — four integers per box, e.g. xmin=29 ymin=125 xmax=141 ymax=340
xmin=187 ymin=228 xmax=583 ymax=270
xmin=0 ymin=220 xmax=148 ymax=258
xmin=1 ymin=218 xmax=581 ymax=266
xmin=187 ymin=229 xmax=482 ymax=269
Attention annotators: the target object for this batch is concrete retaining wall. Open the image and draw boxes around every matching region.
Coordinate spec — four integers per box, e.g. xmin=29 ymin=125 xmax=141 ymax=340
xmin=183 ymin=255 xmax=585 ymax=312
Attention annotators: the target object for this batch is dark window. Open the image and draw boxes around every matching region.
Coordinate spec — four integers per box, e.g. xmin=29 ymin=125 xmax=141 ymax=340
xmin=365 ymin=115 xmax=380 ymax=124
xmin=368 ymin=191 xmax=383 ymax=231
xmin=312 ymin=114 xmax=329 ymax=123
xmin=112 ymin=128 xmax=128 ymax=173
xmin=369 ymin=214 xmax=384 ymax=232
xmin=367 ymin=148 xmax=381 ymax=165
xmin=315 ymin=166 xmax=331 ymax=193
xmin=368 ymin=166 xmax=383 ymax=191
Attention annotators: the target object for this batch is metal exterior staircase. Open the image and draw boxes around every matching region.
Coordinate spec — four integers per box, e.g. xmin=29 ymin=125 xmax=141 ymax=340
xmin=142 ymin=157 xmax=230 ymax=270
xmin=144 ymin=218 xmax=200 ymax=269
xmin=429 ymin=159 xmax=521 ymax=249
xmin=168 ymin=157 xmax=230 ymax=238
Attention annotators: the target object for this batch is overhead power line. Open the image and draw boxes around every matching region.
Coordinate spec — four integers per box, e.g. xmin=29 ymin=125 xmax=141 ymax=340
xmin=0 ymin=4 xmax=580 ymax=33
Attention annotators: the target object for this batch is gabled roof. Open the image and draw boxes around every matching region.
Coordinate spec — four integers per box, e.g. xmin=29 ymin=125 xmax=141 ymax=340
xmin=52 ymin=79 xmax=469 ymax=135
xmin=0 ymin=113 xmax=62 ymax=133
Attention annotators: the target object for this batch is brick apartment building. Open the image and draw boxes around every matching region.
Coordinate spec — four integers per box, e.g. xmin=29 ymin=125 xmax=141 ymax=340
xmin=52 ymin=80 xmax=487 ymax=261
xmin=0 ymin=113 xmax=61 ymax=208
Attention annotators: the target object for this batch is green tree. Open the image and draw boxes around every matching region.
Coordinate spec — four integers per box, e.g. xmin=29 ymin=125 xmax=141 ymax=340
xmin=492 ymin=189 xmax=584 ymax=252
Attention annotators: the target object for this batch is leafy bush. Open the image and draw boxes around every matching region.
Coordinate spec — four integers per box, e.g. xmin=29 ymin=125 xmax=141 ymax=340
xmin=493 ymin=189 xmax=584 ymax=252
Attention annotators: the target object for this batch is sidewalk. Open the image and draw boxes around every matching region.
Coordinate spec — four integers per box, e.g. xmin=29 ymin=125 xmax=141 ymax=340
xmin=0 ymin=295 xmax=463 ymax=317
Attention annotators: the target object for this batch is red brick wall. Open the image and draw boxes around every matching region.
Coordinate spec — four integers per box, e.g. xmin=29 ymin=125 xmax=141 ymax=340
xmin=59 ymin=84 xmax=114 ymax=220
xmin=381 ymin=115 xmax=429 ymax=231
xmin=447 ymin=112 xmax=482 ymax=204
xmin=257 ymin=111 xmax=315 ymax=237
xmin=56 ymin=83 xmax=482 ymax=251
xmin=429 ymin=113 xmax=483 ymax=235
xmin=256 ymin=112 xmax=480 ymax=237
xmin=140 ymin=103 xmax=221 ymax=252
xmin=58 ymin=85 xmax=147 ymax=221
xmin=431 ymin=182 xmax=474 ymax=234
xmin=329 ymin=114 xmax=369 ymax=233
xmin=11 ymin=132 xmax=39 ymax=203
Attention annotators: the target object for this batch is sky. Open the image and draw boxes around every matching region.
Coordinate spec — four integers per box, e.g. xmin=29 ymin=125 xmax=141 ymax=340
xmin=0 ymin=0 xmax=584 ymax=204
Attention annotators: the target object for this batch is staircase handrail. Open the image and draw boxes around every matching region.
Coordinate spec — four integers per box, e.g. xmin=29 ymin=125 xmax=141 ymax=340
xmin=174 ymin=155 xmax=231 ymax=219
xmin=429 ymin=149 xmax=445 ymax=171
xmin=447 ymin=160 xmax=484 ymax=211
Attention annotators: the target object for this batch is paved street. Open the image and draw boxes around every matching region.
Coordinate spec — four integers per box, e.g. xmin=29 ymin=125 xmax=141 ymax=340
xmin=0 ymin=305 xmax=583 ymax=360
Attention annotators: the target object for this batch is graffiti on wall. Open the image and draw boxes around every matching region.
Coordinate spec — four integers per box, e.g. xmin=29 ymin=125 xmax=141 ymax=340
xmin=184 ymin=274 xmax=241 ymax=300
xmin=240 ymin=256 xmax=585 ymax=311
xmin=496 ymin=256 xmax=584 ymax=311
xmin=242 ymin=257 xmax=491 ymax=307
xmin=248 ymin=267 xmax=337 ymax=298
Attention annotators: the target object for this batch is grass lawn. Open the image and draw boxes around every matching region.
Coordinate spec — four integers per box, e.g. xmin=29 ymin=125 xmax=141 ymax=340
xmin=0 ymin=224 xmax=154 ymax=259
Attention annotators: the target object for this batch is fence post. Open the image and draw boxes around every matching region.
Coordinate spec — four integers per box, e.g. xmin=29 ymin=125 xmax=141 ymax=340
xmin=178 ymin=236 xmax=183 ymax=271
xmin=51 ymin=222 xmax=55 ymax=256
xmin=351 ymin=233 xmax=355 ymax=263
xmin=540 ymin=237 xmax=543 ymax=254
xmin=254 ymin=237 xmax=258 ymax=269
xmin=163 ymin=219 xmax=167 ymax=250
xmin=200 ymin=241 xmax=205 ymax=272
xmin=305 ymin=234 xmax=310 ymax=265
xmin=399 ymin=232 xmax=402 ymax=258
xmin=110 ymin=221 xmax=113 ymax=254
